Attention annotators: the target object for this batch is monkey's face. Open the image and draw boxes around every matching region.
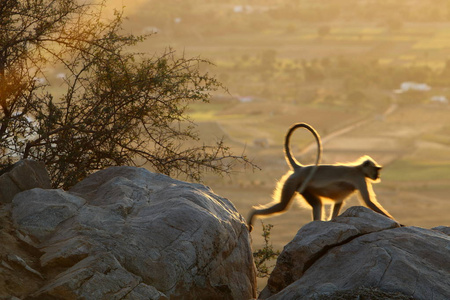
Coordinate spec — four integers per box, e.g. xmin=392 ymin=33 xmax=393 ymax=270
xmin=371 ymin=166 xmax=382 ymax=181
xmin=362 ymin=159 xmax=382 ymax=181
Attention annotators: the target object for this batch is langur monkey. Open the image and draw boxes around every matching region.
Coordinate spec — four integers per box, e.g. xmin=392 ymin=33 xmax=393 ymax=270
xmin=247 ymin=123 xmax=395 ymax=232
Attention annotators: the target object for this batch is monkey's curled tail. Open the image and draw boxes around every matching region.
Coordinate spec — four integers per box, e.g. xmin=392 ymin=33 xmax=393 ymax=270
xmin=284 ymin=123 xmax=322 ymax=192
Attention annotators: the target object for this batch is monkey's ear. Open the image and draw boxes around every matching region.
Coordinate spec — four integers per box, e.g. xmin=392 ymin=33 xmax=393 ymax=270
xmin=362 ymin=159 xmax=372 ymax=167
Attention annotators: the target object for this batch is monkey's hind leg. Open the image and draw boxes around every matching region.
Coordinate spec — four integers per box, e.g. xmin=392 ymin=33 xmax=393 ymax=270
xmin=247 ymin=174 xmax=299 ymax=231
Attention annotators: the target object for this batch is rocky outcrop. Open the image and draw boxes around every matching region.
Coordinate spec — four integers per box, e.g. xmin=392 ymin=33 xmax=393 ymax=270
xmin=9 ymin=165 xmax=256 ymax=299
xmin=260 ymin=206 xmax=450 ymax=300
xmin=0 ymin=160 xmax=51 ymax=203
xmin=3 ymin=160 xmax=449 ymax=300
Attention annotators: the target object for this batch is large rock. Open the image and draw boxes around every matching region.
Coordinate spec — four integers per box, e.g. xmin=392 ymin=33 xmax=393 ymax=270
xmin=261 ymin=206 xmax=450 ymax=300
xmin=11 ymin=166 xmax=256 ymax=299
xmin=0 ymin=160 xmax=51 ymax=203
xmin=12 ymin=189 xmax=86 ymax=242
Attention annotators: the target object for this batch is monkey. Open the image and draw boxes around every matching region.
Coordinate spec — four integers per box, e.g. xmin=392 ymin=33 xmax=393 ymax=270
xmin=247 ymin=122 xmax=395 ymax=232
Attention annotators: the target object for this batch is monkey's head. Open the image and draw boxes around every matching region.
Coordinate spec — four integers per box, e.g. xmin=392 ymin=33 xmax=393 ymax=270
xmin=362 ymin=158 xmax=382 ymax=181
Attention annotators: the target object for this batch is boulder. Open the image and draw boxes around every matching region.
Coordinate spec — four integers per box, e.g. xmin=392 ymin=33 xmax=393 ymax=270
xmin=0 ymin=160 xmax=51 ymax=203
xmin=12 ymin=189 xmax=86 ymax=242
xmin=260 ymin=206 xmax=450 ymax=300
xmin=11 ymin=166 xmax=256 ymax=299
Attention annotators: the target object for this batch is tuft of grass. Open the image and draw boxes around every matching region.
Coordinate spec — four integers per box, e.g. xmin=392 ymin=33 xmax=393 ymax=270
xmin=252 ymin=222 xmax=281 ymax=278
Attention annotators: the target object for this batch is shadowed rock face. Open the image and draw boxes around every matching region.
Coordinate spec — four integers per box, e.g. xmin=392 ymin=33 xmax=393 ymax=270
xmin=260 ymin=206 xmax=450 ymax=300
xmin=0 ymin=160 xmax=51 ymax=203
xmin=11 ymin=166 xmax=256 ymax=299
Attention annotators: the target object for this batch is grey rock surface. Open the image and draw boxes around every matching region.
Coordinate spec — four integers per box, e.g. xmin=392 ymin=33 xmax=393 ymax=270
xmin=10 ymin=166 xmax=256 ymax=299
xmin=0 ymin=160 xmax=51 ymax=203
xmin=12 ymin=189 xmax=86 ymax=242
xmin=260 ymin=206 xmax=450 ymax=300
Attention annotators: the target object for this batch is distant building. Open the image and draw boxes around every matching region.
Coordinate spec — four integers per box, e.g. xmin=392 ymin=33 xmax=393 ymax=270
xmin=238 ymin=96 xmax=254 ymax=103
xmin=394 ymin=81 xmax=431 ymax=94
xmin=233 ymin=5 xmax=253 ymax=13
xmin=142 ymin=26 xmax=159 ymax=34
xmin=430 ymin=95 xmax=448 ymax=104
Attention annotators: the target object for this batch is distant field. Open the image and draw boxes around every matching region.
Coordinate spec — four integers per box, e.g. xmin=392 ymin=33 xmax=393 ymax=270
xmin=143 ymin=16 xmax=450 ymax=235
xmin=140 ymin=21 xmax=450 ymax=68
xmin=193 ymin=99 xmax=370 ymax=146
xmin=126 ymin=10 xmax=450 ymax=291
xmin=383 ymin=159 xmax=450 ymax=182
xmin=191 ymin=99 xmax=450 ymax=236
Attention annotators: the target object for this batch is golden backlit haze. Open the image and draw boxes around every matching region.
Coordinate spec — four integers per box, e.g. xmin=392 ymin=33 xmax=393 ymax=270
xmin=105 ymin=0 xmax=450 ymax=287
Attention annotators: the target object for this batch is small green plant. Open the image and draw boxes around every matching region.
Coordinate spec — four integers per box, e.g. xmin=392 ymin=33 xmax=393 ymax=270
xmin=252 ymin=221 xmax=280 ymax=278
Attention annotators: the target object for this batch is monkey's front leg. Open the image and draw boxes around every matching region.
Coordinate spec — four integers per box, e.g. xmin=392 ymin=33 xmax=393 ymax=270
xmin=302 ymin=190 xmax=323 ymax=220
